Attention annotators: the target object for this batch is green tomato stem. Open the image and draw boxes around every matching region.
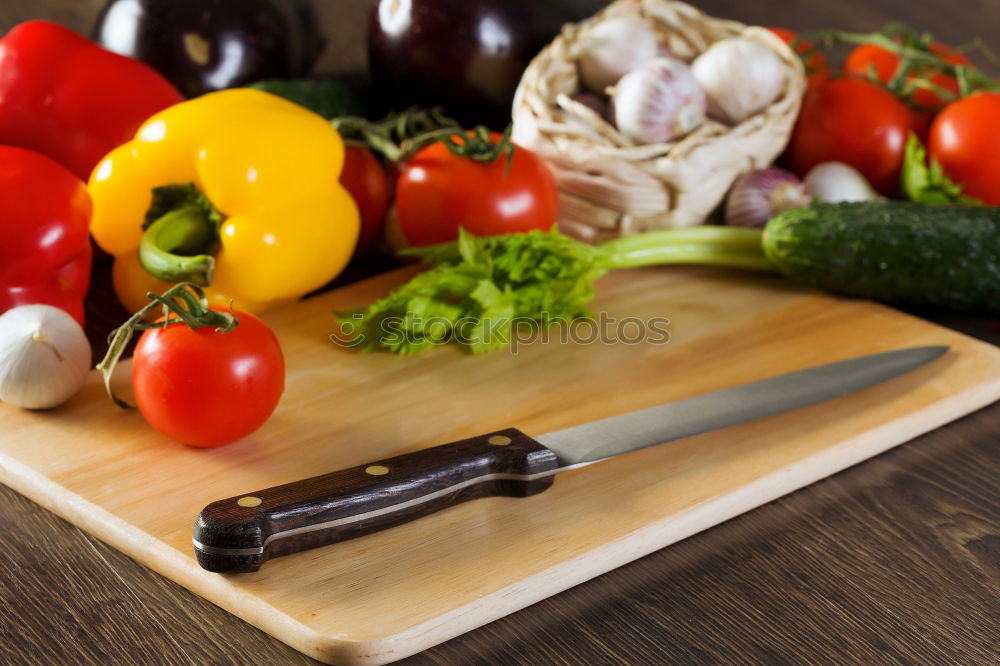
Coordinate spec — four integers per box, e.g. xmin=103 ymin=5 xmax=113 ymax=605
xmin=96 ymin=283 xmax=238 ymax=410
xmin=805 ymin=28 xmax=1000 ymax=104
xmin=332 ymin=107 xmax=462 ymax=163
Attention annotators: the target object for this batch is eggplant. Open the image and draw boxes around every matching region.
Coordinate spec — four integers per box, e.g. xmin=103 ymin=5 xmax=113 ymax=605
xmin=91 ymin=0 xmax=324 ymax=98
xmin=368 ymin=0 xmax=606 ymax=129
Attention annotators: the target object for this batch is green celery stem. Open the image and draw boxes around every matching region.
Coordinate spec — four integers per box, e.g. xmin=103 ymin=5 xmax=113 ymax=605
xmin=138 ymin=203 xmax=218 ymax=286
xmin=598 ymin=226 xmax=776 ymax=272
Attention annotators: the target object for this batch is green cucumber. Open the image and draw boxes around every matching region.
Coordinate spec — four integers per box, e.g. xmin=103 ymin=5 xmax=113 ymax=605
xmin=248 ymin=78 xmax=365 ymax=119
xmin=763 ymin=202 xmax=1000 ymax=315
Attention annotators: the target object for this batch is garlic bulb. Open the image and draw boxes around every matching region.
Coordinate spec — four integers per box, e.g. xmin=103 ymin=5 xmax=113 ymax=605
xmin=0 ymin=305 xmax=92 ymax=409
xmin=611 ymin=57 xmax=706 ymax=145
xmin=578 ymin=17 xmax=659 ymax=93
xmin=725 ymin=168 xmax=810 ymax=227
xmin=692 ymin=38 xmax=786 ymax=125
xmin=804 ymin=162 xmax=881 ymax=203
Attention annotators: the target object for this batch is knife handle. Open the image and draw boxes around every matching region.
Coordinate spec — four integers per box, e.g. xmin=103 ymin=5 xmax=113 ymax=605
xmin=193 ymin=428 xmax=559 ymax=573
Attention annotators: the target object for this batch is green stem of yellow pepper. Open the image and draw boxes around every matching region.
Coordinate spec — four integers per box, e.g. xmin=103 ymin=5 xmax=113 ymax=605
xmin=139 ymin=202 xmax=219 ymax=286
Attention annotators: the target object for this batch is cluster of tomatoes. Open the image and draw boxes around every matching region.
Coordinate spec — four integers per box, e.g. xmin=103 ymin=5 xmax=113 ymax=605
xmin=771 ymin=28 xmax=1000 ymax=204
xmin=340 ymin=133 xmax=559 ymax=253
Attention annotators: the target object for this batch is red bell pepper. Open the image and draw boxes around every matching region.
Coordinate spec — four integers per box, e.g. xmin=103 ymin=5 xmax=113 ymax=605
xmin=0 ymin=21 xmax=183 ymax=181
xmin=0 ymin=146 xmax=93 ymax=325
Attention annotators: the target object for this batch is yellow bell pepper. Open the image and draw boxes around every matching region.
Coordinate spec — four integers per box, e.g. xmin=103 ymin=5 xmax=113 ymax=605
xmin=89 ymin=88 xmax=359 ymax=314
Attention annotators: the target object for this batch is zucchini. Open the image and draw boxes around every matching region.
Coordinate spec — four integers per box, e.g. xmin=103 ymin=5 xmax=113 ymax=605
xmin=248 ymin=78 xmax=365 ymax=119
xmin=764 ymin=202 xmax=1000 ymax=315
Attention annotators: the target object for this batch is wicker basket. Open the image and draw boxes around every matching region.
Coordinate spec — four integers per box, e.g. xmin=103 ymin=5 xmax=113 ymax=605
xmin=511 ymin=0 xmax=806 ymax=243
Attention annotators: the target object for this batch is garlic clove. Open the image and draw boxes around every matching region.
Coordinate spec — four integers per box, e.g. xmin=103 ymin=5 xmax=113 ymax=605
xmin=692 ymin=38 xmax=787 ymax=125
xmin=610 ymin=57 xmax=706 ymax=145
xmin=578 ymin=17 xmax=660 ymax=94
xmin=0 ymin=305 xmax=92 ymax=410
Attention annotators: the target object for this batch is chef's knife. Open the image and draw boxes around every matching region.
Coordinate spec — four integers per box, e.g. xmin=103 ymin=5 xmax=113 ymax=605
xmin=193 ymin=345 xmax=947 ymax=573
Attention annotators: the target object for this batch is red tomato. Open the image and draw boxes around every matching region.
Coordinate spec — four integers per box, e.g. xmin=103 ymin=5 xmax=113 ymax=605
xmin=843 ymin=41 xmax=971 ymax=111
xmin=768 ymin=27 xmax=830 ymax=92
xmin=787 ymin=77 xmax=921 ymax=196
xmin=339 ymin=145 xmax=390 ymax=254
xmin=928 ymin=92 xmax=1000 ymax=205
xmin=394 ymin=136 xmax=559 ymax=247
xmin=132 ymin=307 xmax=285 ymax=448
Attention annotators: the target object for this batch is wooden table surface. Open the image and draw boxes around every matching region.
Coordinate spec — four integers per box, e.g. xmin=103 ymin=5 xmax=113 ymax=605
xmin=2 ymin=1 xmax=998 ymax=664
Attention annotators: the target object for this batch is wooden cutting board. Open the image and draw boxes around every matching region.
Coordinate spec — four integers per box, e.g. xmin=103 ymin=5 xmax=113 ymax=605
xmin=2 ymin=266 xmax=1000 ymax=664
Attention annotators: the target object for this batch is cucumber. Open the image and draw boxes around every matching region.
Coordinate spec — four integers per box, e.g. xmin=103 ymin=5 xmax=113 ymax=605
xmin=248 ymin=78 xmax=365 ymax=119
xmin=763 ymin=202 xmax=1000 ymax=315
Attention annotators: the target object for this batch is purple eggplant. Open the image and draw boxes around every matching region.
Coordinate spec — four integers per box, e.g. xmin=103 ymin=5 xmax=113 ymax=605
xmin=368 ymin=0 xmax=606 ymax=129
xmin=91 ymin=0 xmax=324 ymax=98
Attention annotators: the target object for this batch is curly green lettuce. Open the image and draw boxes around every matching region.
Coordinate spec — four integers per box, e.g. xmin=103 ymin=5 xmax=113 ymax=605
xmin=338 ymin=226 xmax=769 ymax=354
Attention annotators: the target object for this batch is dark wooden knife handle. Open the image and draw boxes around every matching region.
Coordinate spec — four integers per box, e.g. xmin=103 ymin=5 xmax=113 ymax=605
xmin=193 ymin=428 xmax=559 ymax=573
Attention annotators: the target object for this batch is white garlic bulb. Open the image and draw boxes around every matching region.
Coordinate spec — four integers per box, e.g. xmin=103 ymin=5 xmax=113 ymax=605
xmin=0 ymin=305 xmax=92 ymax=409
xmin=804 ymin=162 xmax=882 ymax=203
xmin=611 ymin=57 xmax=706 ymax=145
xmin=691 ymin=38 xmax=787 ymax=125
xmin=578 ymin=17 xmax=659 ymax=93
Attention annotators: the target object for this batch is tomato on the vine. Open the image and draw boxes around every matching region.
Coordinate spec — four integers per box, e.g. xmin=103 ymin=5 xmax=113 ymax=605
xmin=843 ymin=41 xmax=971 ymax=111
xmin=132 ymin=306 xmax=285 ymax=448
xmin=339 ymin=145 xmax=390 ymax=254
xmin=394 ymin=134 xmax=559 ymax=247
xmin=769 ymin=27 xmax=830 ymax=92
xmin=787 ymin=77 xmax=921 ymax=196
xmin=928 ymin=92 xmax=1000 ymax=205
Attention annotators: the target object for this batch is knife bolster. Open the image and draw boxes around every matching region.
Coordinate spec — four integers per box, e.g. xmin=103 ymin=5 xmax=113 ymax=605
xmin=193 ymin=428 xmax=559 ymax=573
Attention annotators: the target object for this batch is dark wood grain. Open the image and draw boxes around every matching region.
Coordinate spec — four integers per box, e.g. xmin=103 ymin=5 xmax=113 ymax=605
xmin=1 ymin=0 xmax=999 ymax=664
xmin=194 ymin=428 xmax=558 ymax=573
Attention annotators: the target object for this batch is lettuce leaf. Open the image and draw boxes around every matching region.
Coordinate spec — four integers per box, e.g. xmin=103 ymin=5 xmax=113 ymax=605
xmin=337 ymin=228 xmax=605 ymax=354
xmin=901 ymin=133 xmax=981 ymax=206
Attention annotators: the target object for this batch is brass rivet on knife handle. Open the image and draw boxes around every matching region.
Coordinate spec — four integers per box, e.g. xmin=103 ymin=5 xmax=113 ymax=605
xmin=236 ymin=496 xmax=262 ymax=507
xmin=487 ymin=435 xmax=512 ymax=446
xmin=365 ymin=465 xmax=390 ymax=476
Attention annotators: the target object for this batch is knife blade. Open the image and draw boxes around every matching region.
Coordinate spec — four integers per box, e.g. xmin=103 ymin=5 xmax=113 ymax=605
xmin=193 ymin=345 xmax=947 ymax=573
